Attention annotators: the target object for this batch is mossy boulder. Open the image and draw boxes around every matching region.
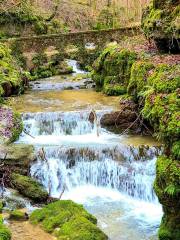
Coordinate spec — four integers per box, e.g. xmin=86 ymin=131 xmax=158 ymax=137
xmin=0 ymin=216 xmax=11 ymax=240
xmin=11 ymin=173 xmax=48 ymax=203
xmin=127 ymin=61 xmax=154 ymax=100
xmin=0 ymin=106 xmax=23 ymax=144
xmin=142 ymin=0 xmax=180 ymax=53
xmin=9 ymin=210 xmax=28 ymax=221
xmin=92 ymin=44 xmax=137 ymax=95
xmin=30 ymin=200 xmax=108 ymax=240
xmin=0 ymin=43 xmax=25 ymax=97
xmin=154 ymin=156 xmax=180 ymax=240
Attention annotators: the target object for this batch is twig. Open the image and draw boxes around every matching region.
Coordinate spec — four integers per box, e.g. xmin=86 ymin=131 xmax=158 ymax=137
xmin=134 ymin=112 xmax=153 ymax=136
xmin=23 ymin=129 xmax=35 ymax=139
xmin=120 ymin=114 xmax=140 ymax=136
xmin=59 ymin=184 xmax=66 ymax=200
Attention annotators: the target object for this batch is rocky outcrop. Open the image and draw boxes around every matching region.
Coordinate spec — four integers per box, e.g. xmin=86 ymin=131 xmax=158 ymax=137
xmin=0 ymin=144 xmax=36 ymax=175
xmin=92 ymin=44 xmax=137 ymax=95
xmin=100 ymin=99 xmax=139 ymax=130
xmin=142 ymin=0 xmax=180 ymax=53
xmin=11 ymin=173 xmax=48 ymax=203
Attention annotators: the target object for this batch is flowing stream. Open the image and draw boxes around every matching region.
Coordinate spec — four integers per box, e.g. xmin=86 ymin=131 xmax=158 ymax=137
xmin=15 ymin=60 xmax=163 ymax=240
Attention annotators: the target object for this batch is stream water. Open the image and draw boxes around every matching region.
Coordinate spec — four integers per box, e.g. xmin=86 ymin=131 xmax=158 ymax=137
xmin=14 ymin=60 xmax=163 ymax=240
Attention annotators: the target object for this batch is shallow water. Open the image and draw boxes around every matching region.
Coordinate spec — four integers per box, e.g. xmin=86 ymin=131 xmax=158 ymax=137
xmin=13 ymin=63 xmax=163 ymax=240
xmin=10 ymin=89 xmax=120 ymax=113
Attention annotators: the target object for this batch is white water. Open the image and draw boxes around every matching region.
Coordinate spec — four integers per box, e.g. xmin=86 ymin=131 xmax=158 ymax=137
xmin=67 ymin=59 xmax=86 ymax=74
xmin=16 ymin=63 xmax=163 ymax=239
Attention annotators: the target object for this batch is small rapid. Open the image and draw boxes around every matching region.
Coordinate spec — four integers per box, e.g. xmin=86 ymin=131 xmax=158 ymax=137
xmin=15 ymin=60 xmax=163 ymax=239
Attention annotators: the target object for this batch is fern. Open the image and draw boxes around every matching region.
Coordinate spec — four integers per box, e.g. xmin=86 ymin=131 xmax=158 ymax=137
xmin=164 ymin=184 xmax=179 ymax=196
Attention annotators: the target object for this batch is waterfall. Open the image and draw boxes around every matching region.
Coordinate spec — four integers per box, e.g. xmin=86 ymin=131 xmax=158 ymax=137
xmin=21 ymin=110 xmax=162 ymax=206
xmin=15 ymin=107 xmax=163 ymax=238
xmin=31 ymin=145 xmax=160 ymax=203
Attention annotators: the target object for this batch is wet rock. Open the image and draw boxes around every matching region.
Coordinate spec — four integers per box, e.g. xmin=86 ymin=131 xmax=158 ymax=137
xmin=0 ymin=144 xmax=36 ymax=175
xmin=100 ymin=99 xmax=139 ymax=131
xmin=11 ymin=173 xmax=48 ymax=203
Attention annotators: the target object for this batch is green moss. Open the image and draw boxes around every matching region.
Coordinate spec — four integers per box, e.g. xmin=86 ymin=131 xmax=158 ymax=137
xmin=0 ymin=201 xmax=3 ymax=213
xmin=92 ymin=45 xmax=137 ymax=96
xmin=172 ymin=141 xmax=180 ymax=160
xmin=158 ymin=213 xmax=180 ymax=240
xmin=0 ymin=216 xmax=11 ymax=240
xmin=103 ymin=83 xmax=126 ymax=96
xmin=0 ymin=43 xmax=24 ymax=97
xmin=154 ymin=156 xmax=180 ymax=200
xmin=30 ymin=200 xmax=107 ymax=240
xmin=142 ymin=1 xmax=180 ymax=52
xmin=57 ymin=216 xmax=107 ymax=240
xmin=148 ymin=64 xmax=180 ymax=93
xmin=127 ymin=61 xmax=154 ymax=99
xmin=11 ymin=173 xmax=48 ymax=203
xmin=9 ymin=210 xmax=27 ymax=221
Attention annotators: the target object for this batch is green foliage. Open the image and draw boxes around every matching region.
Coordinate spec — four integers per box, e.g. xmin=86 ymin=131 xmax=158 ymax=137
xmin=31 ymin=53 xmax=73 ymax=80
xmin=30 ymin=200 xmax=107 ymax=240
xmin=11 ymin=173 xmax=48 ymax=203
xmin=172 ymin=141 xmax=180 ymax=160
xmin=147 ymin=64 xmax=180 ymax=93
xmin=0 ymin=43 xmax=25 ymax=97
xmin=0 ymin=201 xmax=3 ymax=213
xmin=154 ymin=156 xmax=180 ymax=200
xmin=127 ymin=61 xmax=154 ymax=100
xmin=0 ymin=216 xmax=11 ymax=240
xmin=103 ymin=83 xmax=126 ymax=96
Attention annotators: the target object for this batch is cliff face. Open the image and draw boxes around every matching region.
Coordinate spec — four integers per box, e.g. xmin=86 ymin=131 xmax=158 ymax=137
xmin=142 ymin=0 xmax=180 ymax=53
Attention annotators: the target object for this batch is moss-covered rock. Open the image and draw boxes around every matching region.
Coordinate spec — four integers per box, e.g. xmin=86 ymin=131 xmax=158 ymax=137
xmin=154 ymin=156 xmax=180 ymax=240
xmin=127 ymin=61 xmax=154 ymax=100
xmin=9 ymin=210 xmax=28 ymax=221
xmin=142 ymin=0 xmax=180 ymax=53
xmin=0 ymin=216 xmax=11 ymax=240
xmin=0 ymin=106 xmax=23 ymax=144
xmin=0 ymin=43 xmax=25 ymax=97
xmin=92 ymin=44 xmax=137 ymax=95
xmin=30 ymin=53 xmax=73 ymax=80
xmin=30 ymin=200 xmax=107 ymax=240
xmin=11 ymin=173 xmax=48 ymax=203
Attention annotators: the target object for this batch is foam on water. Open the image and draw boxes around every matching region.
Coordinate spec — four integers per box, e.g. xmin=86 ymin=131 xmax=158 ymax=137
xmin=17 ymin=105 xmax=163 ymax=239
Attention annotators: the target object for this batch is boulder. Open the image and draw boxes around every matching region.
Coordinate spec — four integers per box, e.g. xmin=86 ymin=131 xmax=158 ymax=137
xmin=11 ymin=173 xmax=48 ymax=203
xmin=0 ymin=144 xmax=36 ymax=175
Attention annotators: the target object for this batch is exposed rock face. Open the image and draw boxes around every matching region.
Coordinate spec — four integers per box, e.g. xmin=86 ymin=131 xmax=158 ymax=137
xmin=142 ymin=0 xmax=180 ymax=53
xmin=100 ymin=99 xmax=142 ymax=132
xmin=0 ymin=144 xmax=36 ymax=175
